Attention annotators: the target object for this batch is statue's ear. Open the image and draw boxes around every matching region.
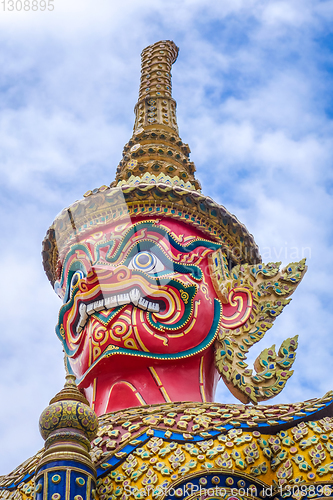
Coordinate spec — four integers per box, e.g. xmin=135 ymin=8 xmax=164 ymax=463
xmin=208 ymin=248 xmax=233 ymax=303
xmin=211 ymin=254 xmax=307 ymax=404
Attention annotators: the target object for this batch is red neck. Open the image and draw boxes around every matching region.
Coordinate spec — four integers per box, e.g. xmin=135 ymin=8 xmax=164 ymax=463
xmin=81 ymin=351 xmax=219 ymax=415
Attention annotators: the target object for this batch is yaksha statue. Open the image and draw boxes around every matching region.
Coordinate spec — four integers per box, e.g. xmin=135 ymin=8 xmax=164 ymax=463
xmin=1 ymin=41 xmax=333 ymax=500
xmin=43 ymin=41 xmax=306 ymax=415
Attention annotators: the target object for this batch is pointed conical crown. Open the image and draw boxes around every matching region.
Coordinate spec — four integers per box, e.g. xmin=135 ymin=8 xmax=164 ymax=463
xmin=112 ymin=40 xmax=200 ymax=191
xmin=42 ymin=41 xmax=260 ymax=287
xmin=39 ymin=374 xmax=98 ymax=442
xmin=37 ymin=374 xmax=98 ymax=478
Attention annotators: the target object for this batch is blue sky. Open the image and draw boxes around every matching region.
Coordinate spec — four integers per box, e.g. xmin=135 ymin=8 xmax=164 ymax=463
xmin=1 ymin=0 xmax=333 ymax=475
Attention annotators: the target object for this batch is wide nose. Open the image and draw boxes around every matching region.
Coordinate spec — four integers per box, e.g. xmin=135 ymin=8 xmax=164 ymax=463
xmin=87 ymin=264 xmax=133 ymax=285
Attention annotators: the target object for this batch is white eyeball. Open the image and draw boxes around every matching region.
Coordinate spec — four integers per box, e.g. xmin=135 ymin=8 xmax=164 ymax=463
xmin=128 ymin=251 xmax=164 ymax=274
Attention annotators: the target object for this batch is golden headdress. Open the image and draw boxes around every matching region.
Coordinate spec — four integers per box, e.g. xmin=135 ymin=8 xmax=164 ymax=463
xmin=42 ymin=41 xmax=260 ymax=286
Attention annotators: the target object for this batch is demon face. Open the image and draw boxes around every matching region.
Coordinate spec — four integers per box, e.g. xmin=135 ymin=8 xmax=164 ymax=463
xmin=55 ymin=217 xmax=224 ymax=387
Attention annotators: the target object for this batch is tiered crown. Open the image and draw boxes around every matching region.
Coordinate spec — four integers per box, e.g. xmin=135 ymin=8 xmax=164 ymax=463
xmin=42 ymin=40 xmax=260 ymax=287
xmin=112 ymin=41 xmax=200 ymax=191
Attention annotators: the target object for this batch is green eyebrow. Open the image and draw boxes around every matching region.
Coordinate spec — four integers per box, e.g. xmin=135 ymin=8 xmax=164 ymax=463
xmin=122 ymin=241 xmax=202 ymax=280
xmin=95 ymin=221 xmax=221 ymax=264
xmin=94 ymin=222 xmax=221 ymax=280
xmin=59 ymin=221 xmax=221 ymax=291
xmin=58 ymin=244 xmax=93 ymax=289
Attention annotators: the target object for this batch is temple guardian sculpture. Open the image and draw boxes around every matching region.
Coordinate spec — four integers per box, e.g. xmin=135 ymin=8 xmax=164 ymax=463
xmin=1 ymin=40 xmax=332 ymax=500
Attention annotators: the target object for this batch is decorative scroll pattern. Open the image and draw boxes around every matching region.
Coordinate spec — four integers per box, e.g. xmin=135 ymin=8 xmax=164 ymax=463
xmin=2 ymin=397 xmax=333 ymax=500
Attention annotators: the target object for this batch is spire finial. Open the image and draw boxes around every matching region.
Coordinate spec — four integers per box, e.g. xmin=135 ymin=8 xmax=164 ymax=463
xmin=36 ymin=375 xmax=98 ymax=500
xmin=134 ymin=40 xmax=179 ymax=133
xmin=113 ymin=40 xmax=201 ymax=190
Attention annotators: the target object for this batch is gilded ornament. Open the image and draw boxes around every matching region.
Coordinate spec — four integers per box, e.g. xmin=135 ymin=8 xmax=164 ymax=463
xmin=39 ymin=399 xmax=98 ymax=441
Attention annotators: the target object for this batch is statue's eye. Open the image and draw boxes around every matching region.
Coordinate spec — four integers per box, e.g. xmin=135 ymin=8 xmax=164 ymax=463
xmin=70 ymin=270 xmax=85 ymax=292
xmin=128 ymin=251 xmax=165 ymax=274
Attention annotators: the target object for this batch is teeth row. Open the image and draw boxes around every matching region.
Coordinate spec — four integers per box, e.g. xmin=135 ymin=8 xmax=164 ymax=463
xmin=77 ymin=288 xmax=160 ymax=333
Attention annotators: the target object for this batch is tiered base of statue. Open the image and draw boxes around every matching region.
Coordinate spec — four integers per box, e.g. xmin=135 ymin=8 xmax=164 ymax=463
xmin=1 ymin=393 xmax=333 ymax=500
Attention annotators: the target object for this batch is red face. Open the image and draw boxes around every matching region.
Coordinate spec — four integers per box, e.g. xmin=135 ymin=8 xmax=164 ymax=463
xmin=55 ymin=218 xmax=223 ymax=385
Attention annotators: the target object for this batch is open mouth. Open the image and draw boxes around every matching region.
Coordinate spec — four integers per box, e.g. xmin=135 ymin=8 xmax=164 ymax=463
xmin=76 ymin=288 xmax=164 ymax=334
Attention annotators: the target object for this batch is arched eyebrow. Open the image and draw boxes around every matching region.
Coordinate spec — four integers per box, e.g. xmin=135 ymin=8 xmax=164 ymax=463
xmin=58 ymin=244 xmax=93 ymax=289
xmin=94 ymin=221 xmax=221 ymax=264
xmin=59 ymin=221 xmax=223 ymax=288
